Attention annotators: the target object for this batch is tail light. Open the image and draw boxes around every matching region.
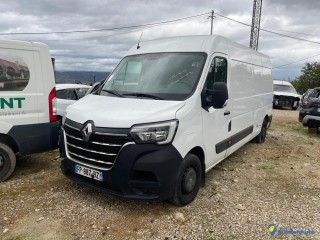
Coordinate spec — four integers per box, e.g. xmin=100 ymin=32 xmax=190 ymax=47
xmin=49 ymin=87 xmax=57 ymax=122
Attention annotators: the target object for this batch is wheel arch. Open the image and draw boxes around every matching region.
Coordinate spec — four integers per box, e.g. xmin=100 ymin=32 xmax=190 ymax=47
xmin=0 ymin=134 xmax=19 ymax=153
xmin=188 ymin=146 xmax=205 ymax=186
xmin=265 ymin=114 xmax=272 ymax=129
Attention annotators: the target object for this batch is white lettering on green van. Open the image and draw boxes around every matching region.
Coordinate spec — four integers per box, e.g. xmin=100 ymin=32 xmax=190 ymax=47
xmin=0 ymin=98 xmax=25 ymax=109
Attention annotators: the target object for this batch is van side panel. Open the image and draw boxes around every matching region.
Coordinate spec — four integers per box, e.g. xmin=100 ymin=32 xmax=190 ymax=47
xmin=0 ymin=41 xmax=59 ymax=155
xmin=225 ymin=43 xmax=272 ymax=156
xmin=226 ymin=42 xmax=255 ymax=155
xmin=0 ymin=45 xmax=39 ymax=131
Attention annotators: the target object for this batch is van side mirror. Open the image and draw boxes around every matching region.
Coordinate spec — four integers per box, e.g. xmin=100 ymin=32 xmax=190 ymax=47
xmin=204 ymin=82 xmax=228 ymax=109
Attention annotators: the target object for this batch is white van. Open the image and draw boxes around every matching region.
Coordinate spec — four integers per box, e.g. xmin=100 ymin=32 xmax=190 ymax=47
xmin=60 ymin=35 xmax=273 ymax=206
xmin=0 ymin=40 xmax=59 ymax=181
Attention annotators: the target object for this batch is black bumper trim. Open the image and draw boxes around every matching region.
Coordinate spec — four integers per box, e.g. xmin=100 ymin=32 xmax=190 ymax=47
xmin=216 ymin=125 xmax=253 ymax=154
xmin=60 ymin=134 xmax=183 ymax=201
xmin=8 ymin=122 xmax=59 ymax=155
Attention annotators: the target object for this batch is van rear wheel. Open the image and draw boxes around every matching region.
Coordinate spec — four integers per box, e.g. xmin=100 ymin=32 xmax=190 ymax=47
xmin=0 ymin=143 xmax=16 ymax=182
xmin=169 ymin=153 xmax=202 ymax=206
xmin=253 ymin=118 xmax=268 ymax=144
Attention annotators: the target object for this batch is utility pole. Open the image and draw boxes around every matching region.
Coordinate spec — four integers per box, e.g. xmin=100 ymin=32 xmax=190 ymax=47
xmin=209 ymin=10 xmax=214 ymax=35
xmin=249 ymin=0 xmax=263 ymax=51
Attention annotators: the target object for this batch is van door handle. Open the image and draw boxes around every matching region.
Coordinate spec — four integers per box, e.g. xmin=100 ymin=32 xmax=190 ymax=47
xmin=224 ymin=110 xmax=230 ymax=116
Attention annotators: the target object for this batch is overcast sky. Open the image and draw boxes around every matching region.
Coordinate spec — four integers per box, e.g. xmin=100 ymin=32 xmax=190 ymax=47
xmin=1 ymin=0 xmax=320 ymax=80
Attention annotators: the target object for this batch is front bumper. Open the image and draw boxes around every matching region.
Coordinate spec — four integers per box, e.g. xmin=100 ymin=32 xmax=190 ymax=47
xmin=273 ymin=95 xmax=299 ymax=108
xmin=59 ymin=130 xmax=183 ymax=201
xmin=302 ymin=115 xmax=320 ymax=127
xmin=299 ymin=105 xmax=320 ymax=127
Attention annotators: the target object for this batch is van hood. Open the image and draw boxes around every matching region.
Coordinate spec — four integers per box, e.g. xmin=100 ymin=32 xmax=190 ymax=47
xmin=274 ymin=91 xmax=300 ymax=99
xmin=65 ymin=95 xmax=185 ymax=128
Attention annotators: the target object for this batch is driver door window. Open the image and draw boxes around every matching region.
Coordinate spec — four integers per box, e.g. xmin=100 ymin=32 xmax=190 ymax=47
xmin=206 ymin=57 xmax=227 ymax=90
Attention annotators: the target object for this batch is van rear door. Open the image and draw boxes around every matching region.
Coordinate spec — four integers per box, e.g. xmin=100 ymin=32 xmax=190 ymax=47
xmin=0 ymin=44 xmax=38 ymax=129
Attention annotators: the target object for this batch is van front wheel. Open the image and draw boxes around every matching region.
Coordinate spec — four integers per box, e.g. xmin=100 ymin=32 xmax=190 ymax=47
xmin=0 ymin=143 xmax=16 ymax=182
xmin=169 ymin=153 xmax=202 ymax=206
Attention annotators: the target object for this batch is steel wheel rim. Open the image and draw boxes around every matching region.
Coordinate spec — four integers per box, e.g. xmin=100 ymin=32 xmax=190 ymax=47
xmin=182 ymin=167 xmax=197 ymax=193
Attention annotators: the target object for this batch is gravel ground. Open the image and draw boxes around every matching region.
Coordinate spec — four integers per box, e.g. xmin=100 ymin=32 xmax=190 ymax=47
xmin=0 ymin=109 xmax=319 ymax=240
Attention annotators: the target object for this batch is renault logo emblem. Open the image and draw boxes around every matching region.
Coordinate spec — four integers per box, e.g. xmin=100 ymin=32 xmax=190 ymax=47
xmin=82 ymin=122 xmax=93 ymax=141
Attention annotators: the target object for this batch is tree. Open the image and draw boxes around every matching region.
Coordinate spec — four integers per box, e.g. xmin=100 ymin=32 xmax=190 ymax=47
xmin=291 ymin=62 xmax=320 ymax=94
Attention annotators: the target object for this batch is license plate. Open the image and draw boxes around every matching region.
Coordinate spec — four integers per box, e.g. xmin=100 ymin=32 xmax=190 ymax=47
xmin=74 ymin=164 xmax=103 ymax=181
xmin=317 ymin=108 xmax=320 ymax=113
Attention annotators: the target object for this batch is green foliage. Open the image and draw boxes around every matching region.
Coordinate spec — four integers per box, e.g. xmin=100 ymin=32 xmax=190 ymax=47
xmin=0 ymin=75 xmax=7 ymax=82
xmin=292 ymin=62 xmax=320 ymax=94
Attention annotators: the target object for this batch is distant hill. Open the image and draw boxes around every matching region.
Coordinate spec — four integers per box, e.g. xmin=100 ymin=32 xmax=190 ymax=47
xmin=55 ymin=71 xmax=110 ymax=84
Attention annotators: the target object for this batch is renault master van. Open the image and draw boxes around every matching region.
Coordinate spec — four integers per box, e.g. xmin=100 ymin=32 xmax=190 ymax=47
xmin=60 ymin=35 xmax=273 ymax=206
xmin=0 ymin=40 xmax=59 ymax=181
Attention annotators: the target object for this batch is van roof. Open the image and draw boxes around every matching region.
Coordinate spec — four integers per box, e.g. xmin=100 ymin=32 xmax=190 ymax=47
xmin=126 ymin=35 xmax=271 ymax=68
xmin=0 ymin=39 xmax=48 ymax=49
xmin=273 ymin=80 xmax=293 ymax=86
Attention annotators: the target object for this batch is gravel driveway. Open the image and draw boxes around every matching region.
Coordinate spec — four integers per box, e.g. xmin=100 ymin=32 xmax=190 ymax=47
xmin=0 ymin=109 xmax=319 ymax=239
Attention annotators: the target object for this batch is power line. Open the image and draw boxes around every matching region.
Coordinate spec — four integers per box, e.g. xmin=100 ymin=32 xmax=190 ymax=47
xmin=214 ymin=13 xmax=320 ymax=46
xmin=214 ymin=15 xmax=320 ymax=38
xmin=3 ymin=9 xmax=318 ymax=46
xmin=273 ymin=53 xmax=320 ymax=68
xmin=267 ymin=29 xmax=319 ymax=38
xmin=0 ymin=12 xmax=210 ymax=36
xmin=34 ymin=15 xmax=209 ymax=42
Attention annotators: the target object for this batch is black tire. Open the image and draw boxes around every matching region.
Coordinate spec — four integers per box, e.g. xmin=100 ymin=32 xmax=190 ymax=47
xmin=57 ymin=115 xmax=62 ymax=125
xmin=0 ymin=143 xmax=16 ymax=182
xmin=292 ymin=101 xmax=298 ymax=110
xmin=169 ymin=153 xmax=202 ymax=206
xmin=253 ymin=118 xmax=268 ymax=144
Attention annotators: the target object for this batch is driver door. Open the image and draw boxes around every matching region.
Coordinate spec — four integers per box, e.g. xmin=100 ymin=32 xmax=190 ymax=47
xmin=201 ymin=54 xmax=232 ymax=169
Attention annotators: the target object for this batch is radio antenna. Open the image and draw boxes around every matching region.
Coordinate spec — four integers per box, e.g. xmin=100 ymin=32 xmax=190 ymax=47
xmin=137 ymin=32 xmax=143 ymax=49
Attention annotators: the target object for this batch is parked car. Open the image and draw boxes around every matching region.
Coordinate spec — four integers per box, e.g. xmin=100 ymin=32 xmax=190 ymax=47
xmin=56 ymin=84 xmax=90 ymax=120
xmin=273 ymin=80 xmax=301 ymax=110
xmin=0 ymin=40 xmax=59 ymax=181
xmin=300 ymin=87 xmax=320 ymax=108
xmin=299 ymin=87 xmax=320 ymax=131
xmin=60 ymin=35 xmax=273 ymax=206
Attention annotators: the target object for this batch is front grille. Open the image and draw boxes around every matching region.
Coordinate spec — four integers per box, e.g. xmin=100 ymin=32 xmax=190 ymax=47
xmin=63 ymin=119 xmax=132 ymax=170
xmin=274 ymin=96 xmax=298 ymax=108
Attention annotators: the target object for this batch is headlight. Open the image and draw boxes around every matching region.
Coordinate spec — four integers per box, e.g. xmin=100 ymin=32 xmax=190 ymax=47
xmin=130 ymin=120 xmax=178 ymax=145
xmin=62 ymin=112 xmax=67 ymax=125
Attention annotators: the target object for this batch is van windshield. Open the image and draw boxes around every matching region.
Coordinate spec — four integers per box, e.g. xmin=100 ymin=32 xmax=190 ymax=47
xmin=274 ymin=84 xmax=297 ymax=94
xmin=101 ymin=53 xmax=206 ymax=100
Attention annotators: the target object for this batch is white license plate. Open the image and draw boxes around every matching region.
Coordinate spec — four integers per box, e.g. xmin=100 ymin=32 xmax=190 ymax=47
xmin=74 ymin=164 xmax=103 ymax=181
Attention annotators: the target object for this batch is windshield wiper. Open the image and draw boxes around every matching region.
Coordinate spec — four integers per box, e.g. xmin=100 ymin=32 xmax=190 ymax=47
xmin=123 ymin=93 xmax=163 ymax=100
xmin=101 ymin=89 xmax=124 ymax=98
